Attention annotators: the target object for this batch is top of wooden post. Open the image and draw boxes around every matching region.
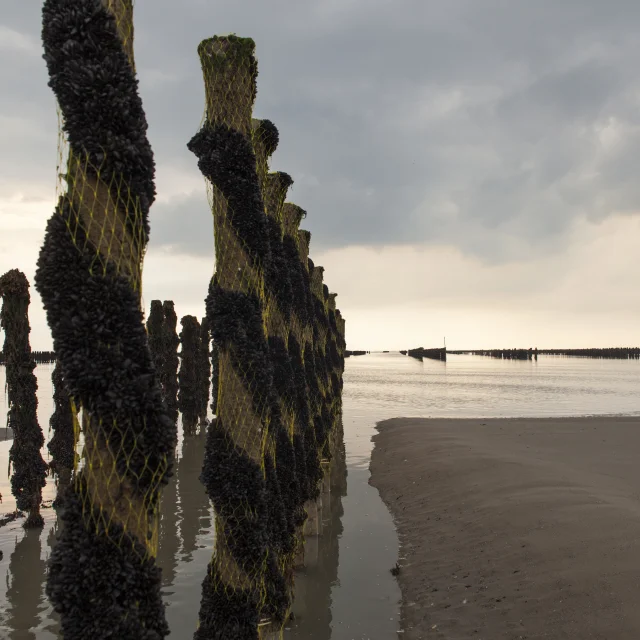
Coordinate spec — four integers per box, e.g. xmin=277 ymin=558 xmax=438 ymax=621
xmin=264 ymin=172 xmax=293 ymax=220
xmin=0 ymin=269 xmax=29 ymax=297
xmin=282 ymin=203 xmax=306 ymax=237
xmin=198 ymin=35 xmax=257 ymax=137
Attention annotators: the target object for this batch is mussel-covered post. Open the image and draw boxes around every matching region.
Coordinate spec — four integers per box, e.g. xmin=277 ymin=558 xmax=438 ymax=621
xmin=147 ymin=300 xmax=165 ymax=381
xmin=306 ymin=262 xmax=332 ymax=547
xmin=309 ymin=267 xmax=333 ymax=462
xmin=248 ymin=140 xmax=297 ymax=635
xmin=333 ymin=308 xmax=346 ymax=452
xmin=210 ymin=334 xmax=220 ymax=415
xmin=49 ymin=360 xmax=74 ymax=507
xmin=36 ymin=1 xmax=175 ymax=637
xmin=162 ymin=300 xmax=180 ymax=424
xmin=187 ymin=35 xmax=286 ymax=638
xmin=178 ymin=315 xmax=201 ymax=434
xmin=197 ymin=316 xmax=211 ymax=424
xmin=326 ymin=292 xmax=342 ymax=458
xmin=282 ymin=205 xmax=322 ymax=542
xmin=0 ymin=269 xmax=47 ymax=528
xmin=259 ymin=162 xmax=307 ymax=601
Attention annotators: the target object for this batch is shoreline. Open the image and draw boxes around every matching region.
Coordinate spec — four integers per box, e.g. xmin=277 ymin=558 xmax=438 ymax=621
xmin=370 ymin=416 xmax=640 ymax=639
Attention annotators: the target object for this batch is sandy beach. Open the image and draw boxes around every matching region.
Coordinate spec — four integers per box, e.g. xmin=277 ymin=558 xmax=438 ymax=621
xmin=370 ymin=417 xmax=640 ymax=639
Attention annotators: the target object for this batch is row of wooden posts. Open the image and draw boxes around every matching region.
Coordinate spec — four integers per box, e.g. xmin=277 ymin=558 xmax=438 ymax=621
xmin=1 ymin=2 xmax=350 ymax=640
xmin=0 ymin=277 xmax=268 ymax=523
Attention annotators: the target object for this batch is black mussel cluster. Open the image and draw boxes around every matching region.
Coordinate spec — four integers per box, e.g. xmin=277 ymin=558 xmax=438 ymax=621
xmin=162 ymin=301 xmax=180 ymax=423
xmin=188 ymin=39 xmax=347 ymax=634
xmin=48 ymin=360 xmax=75 ymax=507
xmin=197 ymin=316 xmax=212 ymax=421
xmin=37 ymin=1 xmax=175 ymax=637
xmin=0 ymin=269 xmax=48 ymax=528
xmin=178 ymin=315 xmax=201 ymax=433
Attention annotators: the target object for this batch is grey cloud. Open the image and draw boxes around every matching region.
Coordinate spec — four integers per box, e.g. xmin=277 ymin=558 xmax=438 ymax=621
xmin=4 ymin=0 xmax=640 ymax=263
xmin=148 ymin=191 xmax=214 ymax=257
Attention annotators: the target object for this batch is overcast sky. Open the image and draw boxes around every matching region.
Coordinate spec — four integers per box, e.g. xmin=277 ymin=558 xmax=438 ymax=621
xmin=1 ymin=0 xmax=640 ymax=350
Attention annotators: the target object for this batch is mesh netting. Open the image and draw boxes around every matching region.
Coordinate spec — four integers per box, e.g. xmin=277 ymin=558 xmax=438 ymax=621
xmin=187 ymin=33 xmax=347 ymax=638
xmin=188 ymin=35 xmax=288 ymax=639
xmin=35 ymin=6 xmax=347 ymax=634
xmin=36 ymin=1 xmax=175 ymax=638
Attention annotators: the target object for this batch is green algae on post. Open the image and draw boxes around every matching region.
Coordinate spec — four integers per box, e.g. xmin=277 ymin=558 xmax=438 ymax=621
xmin=188 ymin=33 xmax=286 ymax=638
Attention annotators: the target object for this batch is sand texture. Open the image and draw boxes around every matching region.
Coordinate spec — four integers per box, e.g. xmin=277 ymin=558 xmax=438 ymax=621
xmin=370 ymin=417 xmax=640 ymax=639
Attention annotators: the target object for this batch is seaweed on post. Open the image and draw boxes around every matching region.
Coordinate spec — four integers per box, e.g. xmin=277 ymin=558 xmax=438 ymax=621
xmin=162 ymin=300 xmax=180 ymax=424
xmin=178 ymin=315 xmax=201 ymax=435
xmin=187 ymin=35 xmax=287 ymax=638
xmin=0 ymin=269 xmax=47 ymax=528
xmin=48 ymin=360 xmax=74 ymax=507
xmin=36 ymin=1 xmax=175 ymax=637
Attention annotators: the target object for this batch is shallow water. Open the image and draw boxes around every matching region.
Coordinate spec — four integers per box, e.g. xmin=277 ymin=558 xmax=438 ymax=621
xmin=0 ymin=353 xmax=638 ymax=638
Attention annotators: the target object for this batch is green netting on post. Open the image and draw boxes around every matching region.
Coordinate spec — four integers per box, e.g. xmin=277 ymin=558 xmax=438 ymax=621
xmin=308 ymin=263 xmax=333 ymax=463
xmin=253 ymin=126 xmax=306 ymax=602
xmin=283 ymin=207 xmax=322 ymax=506
xmin=187 ymin=34 xmax=288 ymax=639
xmin=0 ymin=269 xmax=47 ymax=528
xmin=36 ymin=1 xmax=175 ymax=637
xmin=281 ymin=206 xmax=323 ymax=542
xmin=179 ymin=315 xmax=201 ymax=435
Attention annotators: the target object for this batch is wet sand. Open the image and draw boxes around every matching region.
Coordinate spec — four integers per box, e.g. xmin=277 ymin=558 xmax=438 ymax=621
xmin=370 ymin=417 xmax=640 ymax=639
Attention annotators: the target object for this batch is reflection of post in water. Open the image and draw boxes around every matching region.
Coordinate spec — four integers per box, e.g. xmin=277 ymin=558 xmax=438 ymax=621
xmin=157 ymin=439 xmax=180 ymax=590
xmin=289 ymin=421 xmax=347 ymax=639
xmin=6 ymin=528 xmax=47 ymax=639
xmin=178 ymin=427 xmax=211 ymax=563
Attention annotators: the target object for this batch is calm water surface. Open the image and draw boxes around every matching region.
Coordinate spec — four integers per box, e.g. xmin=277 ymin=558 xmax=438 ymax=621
xmin=0 ymin=353 xmax=638 ymax=638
